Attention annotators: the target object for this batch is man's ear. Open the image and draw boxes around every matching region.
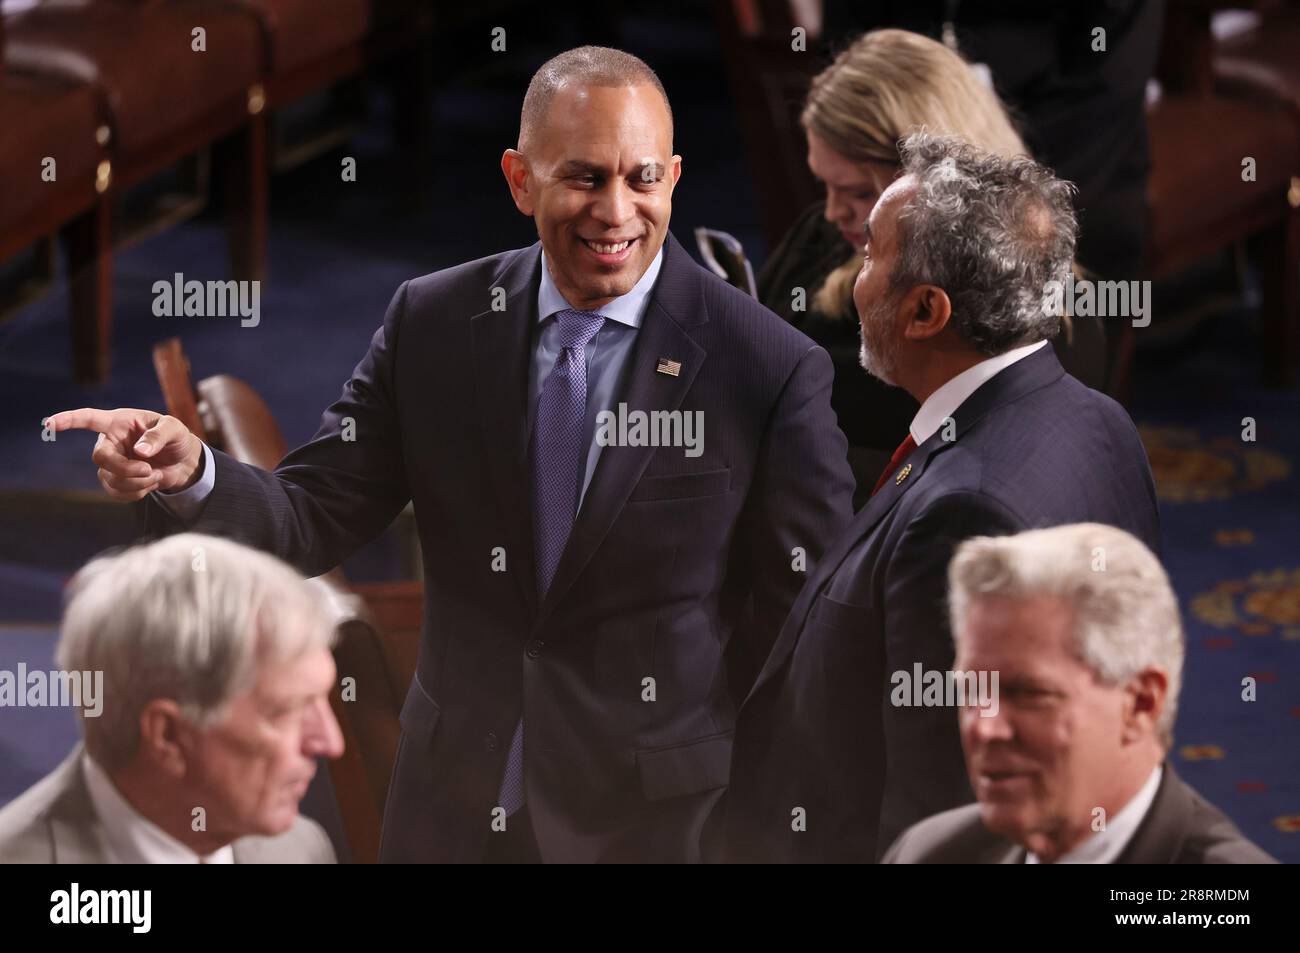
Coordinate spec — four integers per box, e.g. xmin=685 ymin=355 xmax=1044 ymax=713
xmin=137 ymin=698 xmax=192 ymax=780
xmin=1121 ymin=668 xmax=1169 ymax=745
xmin=668 ymin=154 xmax=683 ymax=192
xmin=900 ymin=284 xmax=953 ymax=342
xmin=501 ymin=149 xmax=535 ymax=216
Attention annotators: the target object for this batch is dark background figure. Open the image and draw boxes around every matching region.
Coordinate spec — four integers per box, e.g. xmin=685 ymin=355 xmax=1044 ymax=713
xmin=823 ymin=0 xmax=1164 ymax=281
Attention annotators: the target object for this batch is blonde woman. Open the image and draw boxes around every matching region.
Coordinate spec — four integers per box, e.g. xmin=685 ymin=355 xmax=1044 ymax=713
xmin=757 ymin=29 xmax=1104 ymax=498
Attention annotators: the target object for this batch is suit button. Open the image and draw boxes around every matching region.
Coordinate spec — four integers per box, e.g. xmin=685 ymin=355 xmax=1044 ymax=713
xmin=485 ymin=731 xmax=498 ymax=752
xmin=526 ymin=640 xmax=545 ymax=659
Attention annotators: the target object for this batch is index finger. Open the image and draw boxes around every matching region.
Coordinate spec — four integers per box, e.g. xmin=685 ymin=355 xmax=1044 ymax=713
xmin=45 ymin=408 xmax=121 ymax=435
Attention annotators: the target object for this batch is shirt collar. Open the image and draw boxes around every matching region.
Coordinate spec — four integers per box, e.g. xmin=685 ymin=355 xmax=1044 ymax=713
xmin=82 ymin=753 xmax=235 ymax=864
xmin=537 ymin=244 xmax=664 ymax=329
xmin=910 ymin=340 xmax=1048 ymax=445
xmin=1025 ymin=765 xmax=1163 ymax=864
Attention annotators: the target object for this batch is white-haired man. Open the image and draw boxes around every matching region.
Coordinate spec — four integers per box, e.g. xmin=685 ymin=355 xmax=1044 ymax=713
xmin=0 ymin=534 xmax=343 ymax=863
xmin=885 ymin=523 xmax=1274 ymax=864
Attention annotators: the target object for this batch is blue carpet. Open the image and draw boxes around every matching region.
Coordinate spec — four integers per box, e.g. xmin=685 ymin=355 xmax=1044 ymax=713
xmin=0 ymin=625 xmax=81 ymax=806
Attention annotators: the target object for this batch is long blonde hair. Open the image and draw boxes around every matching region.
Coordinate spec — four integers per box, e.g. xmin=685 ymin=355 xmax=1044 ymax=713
xmin=802 ymin=29 xmax=1028 ymax=317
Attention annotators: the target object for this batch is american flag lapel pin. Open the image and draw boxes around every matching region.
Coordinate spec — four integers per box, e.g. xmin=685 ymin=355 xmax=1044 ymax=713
xmin=655 ymin=357 xmax=682 ymax=377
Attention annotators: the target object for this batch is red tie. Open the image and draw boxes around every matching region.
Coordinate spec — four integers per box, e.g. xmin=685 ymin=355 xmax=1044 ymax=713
xmin=871 ymin=433 xmax=917 ymax=496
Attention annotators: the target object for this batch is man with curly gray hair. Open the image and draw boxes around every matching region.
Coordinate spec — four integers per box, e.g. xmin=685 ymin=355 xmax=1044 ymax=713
xmin=724 ymin=133 xmax=1161 ymax=863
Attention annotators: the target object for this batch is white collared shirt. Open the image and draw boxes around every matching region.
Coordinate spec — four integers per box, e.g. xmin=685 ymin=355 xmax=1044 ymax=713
xmin=1025 ymin=766 xmax=1163 ymax=864
xmin=909 ymin=340 xmax=1048 ymax=445
xmin=82 ymin=754 xmax=235 ymax=864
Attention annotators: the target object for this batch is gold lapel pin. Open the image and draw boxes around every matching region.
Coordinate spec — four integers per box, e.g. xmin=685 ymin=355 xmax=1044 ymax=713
xmin=655 ymin=357 xmax=682 ymax=377
xmin=895 ymin=463 xmax=913 ymax=486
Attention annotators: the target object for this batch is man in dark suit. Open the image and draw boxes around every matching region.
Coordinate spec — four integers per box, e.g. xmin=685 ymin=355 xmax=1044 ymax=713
xmin=884 ymin=523 xmax=1275 ymax=864
xmin=723 ymin=134 xmax=1162 ymax=862
xmin=48 ymin=46 xmax=854 ymax=863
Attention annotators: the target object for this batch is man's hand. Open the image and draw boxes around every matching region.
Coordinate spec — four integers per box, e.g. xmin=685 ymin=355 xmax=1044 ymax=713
xmin=45 ymin=408 xmax=204 ymax=502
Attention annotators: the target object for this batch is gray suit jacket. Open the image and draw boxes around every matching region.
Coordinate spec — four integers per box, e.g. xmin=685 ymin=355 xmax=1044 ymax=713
xmin=883 ymin=764 xmax=1277 ymax=864
xmin=0 ymin=746 xmax=336 ymax=864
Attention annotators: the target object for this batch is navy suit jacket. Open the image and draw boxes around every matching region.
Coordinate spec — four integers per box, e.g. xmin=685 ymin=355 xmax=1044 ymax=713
xmin=723 ymin=345 xmax=1161 ymax=862
xmin=145 ymin=232 xmax=854 ymax=862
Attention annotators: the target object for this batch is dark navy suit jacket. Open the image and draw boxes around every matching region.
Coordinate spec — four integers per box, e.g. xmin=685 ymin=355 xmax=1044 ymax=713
xmin=145 ymin=232 xmax=855 ymax=862
xmin=723 ymin=345 xmax=1161 ymax=862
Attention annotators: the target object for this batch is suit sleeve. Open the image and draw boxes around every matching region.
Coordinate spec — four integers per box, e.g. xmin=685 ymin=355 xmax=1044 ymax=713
xmin=725 ymin=344 xmax=854 ymax=701
xmin=141 ymin=282 xmax=414 ymax=578
xmin=876 ymin=490 xmax=1022 ymax=856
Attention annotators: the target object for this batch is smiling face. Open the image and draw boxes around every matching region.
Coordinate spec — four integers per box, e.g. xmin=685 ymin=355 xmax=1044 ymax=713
xmin=189 ymin=645 xmax=343 ymax=840
xmin=956 ymin=594 xmax=1139 ymax=860
xmin=806 ymin=131 xmax=897 ymax=252
xmin=503 ymin=82 xmax=681 ymax=311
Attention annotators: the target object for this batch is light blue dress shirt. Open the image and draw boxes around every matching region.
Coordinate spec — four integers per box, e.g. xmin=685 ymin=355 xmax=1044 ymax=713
xmin=530 ymin=245 xmax=661 ymax=507
xmin=156 ymin=245 xmax=664 ymax=519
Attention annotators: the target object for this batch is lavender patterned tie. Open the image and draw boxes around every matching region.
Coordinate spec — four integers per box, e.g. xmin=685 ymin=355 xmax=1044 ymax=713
xmin=498 ymin=308 xmax=606 ymax=817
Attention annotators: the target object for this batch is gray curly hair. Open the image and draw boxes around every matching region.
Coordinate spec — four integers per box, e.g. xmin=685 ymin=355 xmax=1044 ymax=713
xmin=892 ymin=132 xmax=1076 ymax=354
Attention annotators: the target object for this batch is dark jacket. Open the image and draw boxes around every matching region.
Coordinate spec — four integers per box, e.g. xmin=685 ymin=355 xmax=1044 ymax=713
xmin=724 ymin=345 xmax=1161 ymax=862
xmin=882 ymin=764 xmax=1277 ymax=863
xmin=145 ymin=232 xmax=855 ymax=863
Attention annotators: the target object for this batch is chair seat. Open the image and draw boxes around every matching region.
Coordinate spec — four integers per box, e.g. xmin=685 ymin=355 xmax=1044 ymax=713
xmin=1145 ymin=94 xmax=1298 ymax=263
xmin=1215 ymin=8 xmax=1300 ymax=112
xmin=235 ymin=0 xmax=369 ymax=75
xmin=0 ymin=71 xmax=103 ymax=235
xmin=5 ymin=0 xmax=263 ymax=157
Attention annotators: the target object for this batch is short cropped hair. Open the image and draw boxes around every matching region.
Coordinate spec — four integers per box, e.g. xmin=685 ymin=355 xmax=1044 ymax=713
xmin=518 ymin=45 xmax=672 ymax=152
xmin=948 ymin=523 xmax=1184 ymax=748
xmin=57 ymin=533 xmax=337 ymax=770
xmin=893 ymin=132 xmax=1076 ymax=355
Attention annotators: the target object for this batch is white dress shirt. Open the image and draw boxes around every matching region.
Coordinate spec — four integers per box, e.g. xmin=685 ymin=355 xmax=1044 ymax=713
xmin=1025 ymin=766 xmax=1163 ymax=864
xmin=82 ymin=754 xmax=234 ymax=864
xmin=909 ymin=340 xmax=1048 ymax=445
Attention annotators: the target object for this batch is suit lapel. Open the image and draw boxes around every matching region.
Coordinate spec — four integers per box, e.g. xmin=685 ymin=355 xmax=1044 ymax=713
xmin=534 ymin=234 xmax=707 ymax=630
xmin=1115 ymin=763 xmax=1192 ymax=864
xmin=744 ymin=345 xmax=1069 ymax=705
xmin=744 ymin=435 xmax=946 ymax=704
xmin=470 ymin=244 xmax=544 ymax=619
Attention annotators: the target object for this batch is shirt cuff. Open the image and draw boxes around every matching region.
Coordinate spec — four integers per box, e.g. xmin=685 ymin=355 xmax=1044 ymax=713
xmin=152 ymin=443 xmax=214 ymax=521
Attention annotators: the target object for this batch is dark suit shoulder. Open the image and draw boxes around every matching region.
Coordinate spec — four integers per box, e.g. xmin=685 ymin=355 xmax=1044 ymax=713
xmin=1175 ymin=787 xmax=1278 ymax=864
xmin=932 ymin=368 xmax=1151 ymax=516
xmin=402 ymin=245 xmax=535 ymax=317
xmin=697 ymin=263 xmax=828 ymax=365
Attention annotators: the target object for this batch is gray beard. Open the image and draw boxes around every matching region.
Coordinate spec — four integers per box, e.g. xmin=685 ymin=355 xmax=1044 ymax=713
xmin=857 ymin=298 xmax=898 ymax=386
